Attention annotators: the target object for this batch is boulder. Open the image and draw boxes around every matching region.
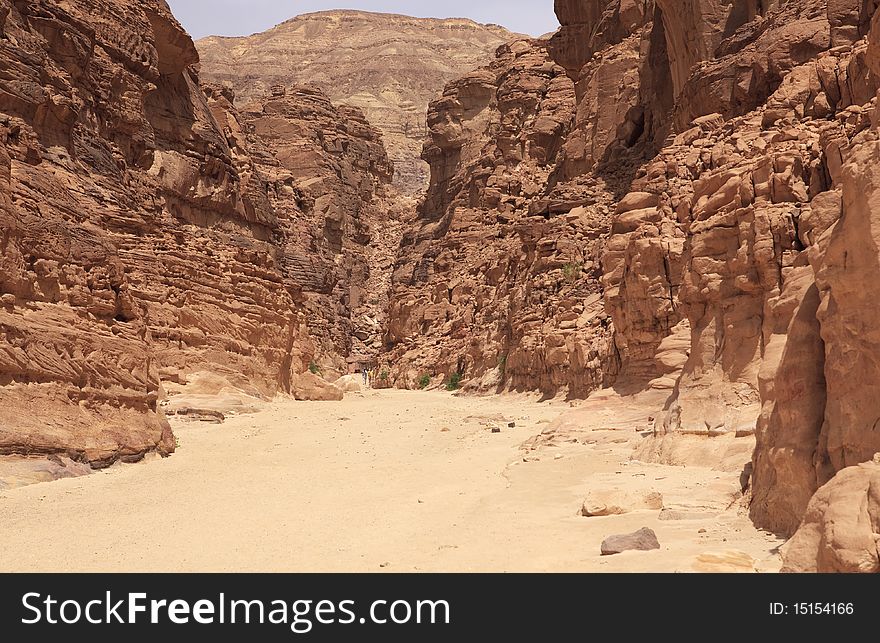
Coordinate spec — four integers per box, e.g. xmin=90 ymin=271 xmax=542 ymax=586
xmin=781 ymin=460 xmax=880 ymax=573
xmin=335 ymin=375 xmax=364 ymax=393
xmin=291 ymin=373 xmax=345 ymax=402
xmin=600 ymin=528 xmax=661 ymax=555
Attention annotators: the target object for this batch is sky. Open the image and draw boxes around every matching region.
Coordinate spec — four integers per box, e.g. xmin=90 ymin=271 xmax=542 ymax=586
xmin=165 ymin=0 xmax=560 ymax=40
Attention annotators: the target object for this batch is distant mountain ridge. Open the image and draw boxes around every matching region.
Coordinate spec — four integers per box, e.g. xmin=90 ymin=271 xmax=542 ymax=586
xmin=196 ymin=10 xmax=521 ymax=194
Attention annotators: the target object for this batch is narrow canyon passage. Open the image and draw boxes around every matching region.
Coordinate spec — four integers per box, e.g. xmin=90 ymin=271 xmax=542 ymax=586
xmin=0 ymin=391 xmax=780 ymax=572
xmin=3 ymin=1 xmax=880 ymax=574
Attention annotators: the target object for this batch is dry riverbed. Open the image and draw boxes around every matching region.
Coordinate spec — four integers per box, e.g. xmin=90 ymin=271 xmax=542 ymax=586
xmin=0 ymin=389 xmax=782 ymax=572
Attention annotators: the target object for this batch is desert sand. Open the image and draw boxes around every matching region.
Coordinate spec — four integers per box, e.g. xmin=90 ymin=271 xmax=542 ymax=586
xmin=0 ymin=390 xmax=782 ymax=573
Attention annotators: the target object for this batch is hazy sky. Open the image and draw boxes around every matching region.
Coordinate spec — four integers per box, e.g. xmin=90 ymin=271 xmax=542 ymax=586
xmin=166 ymin=1 xmax=560 ymax=39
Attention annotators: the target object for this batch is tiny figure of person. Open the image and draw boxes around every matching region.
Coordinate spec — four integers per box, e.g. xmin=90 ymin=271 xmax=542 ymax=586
xmin=362 ymin=367 xmax=368 ymax=386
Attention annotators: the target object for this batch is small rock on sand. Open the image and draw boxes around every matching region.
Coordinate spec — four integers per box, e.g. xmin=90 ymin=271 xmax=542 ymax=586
xmin=692 ymin=550 xmax=756 ymax=573
xmin=600 ymin=528 xmax=661 ymax=556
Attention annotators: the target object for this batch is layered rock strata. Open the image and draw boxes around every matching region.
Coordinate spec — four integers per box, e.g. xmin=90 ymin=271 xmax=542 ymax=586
xmin=236 ymin=84 xmax=406 ymax=373
xmin=384 ymin=39 xmax=618 ymax=397
xmin=196 ymin=11 xmax=517 ymax=194
xmin=0 ymin=0 xmax=400 ymax=466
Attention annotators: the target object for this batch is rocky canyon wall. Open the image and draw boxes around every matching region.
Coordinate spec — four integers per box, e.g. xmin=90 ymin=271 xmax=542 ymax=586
xmin=236 ymin=84 xmax=405 ymax=374
xmin=384 ymin=39 xmax=619 ymax=396
xmin=0 ymin=0 xmax=400 ymax=465
xmin=3 ymin=0 xmax=880 ymax=571
xmin=386 ymin=0 xmax=880 ymax=565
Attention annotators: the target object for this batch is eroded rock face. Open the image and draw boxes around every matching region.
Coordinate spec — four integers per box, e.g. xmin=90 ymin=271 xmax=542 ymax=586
xmin=546 ymin=1 xmax=880 ymax=546
xmin=781 ymin=460 xmax=880 ymax=573
xmin=0 ymin=0 xmax=204 ymax=465
xmin=237 ymin=84 xmax=404 ymax=374
xmin=384 ymin=39 xmax=619 ymax=396
xmin=386 ymin=1 xmax=874 ymax=401
xmin=385 ymin=0 xmax=880 ymax=565
xmin=3 ymin=0 xmax=880 ymax=572
xmin=196 ymin=11 xmax=517 ymax=195
xmin=0 ymin=0 xmax=401 ymax=465
xmin=750 ymin=6 xmax=880 ymax=538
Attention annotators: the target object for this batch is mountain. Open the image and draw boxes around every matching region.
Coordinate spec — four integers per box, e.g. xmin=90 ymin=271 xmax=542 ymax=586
xmin=195 ymin=10 xmax=519 ymax=195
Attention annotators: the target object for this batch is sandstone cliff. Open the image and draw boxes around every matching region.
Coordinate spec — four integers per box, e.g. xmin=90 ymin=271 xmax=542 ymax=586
xmin=0 ymin=0 xmax=399 ymax=466
xmin=385 ymin=0 xmax=880 ymax=569
xmin=236 ymin=84 xmax=408 ymax=373
xmin=195 ymin=11 xmax=517 ymax=195
xmin=385 ymin=39 xmax=619 ymax=397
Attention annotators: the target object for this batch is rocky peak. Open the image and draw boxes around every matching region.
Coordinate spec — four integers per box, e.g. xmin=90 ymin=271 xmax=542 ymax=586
xmin=195 ymin=10 xmax=520 ymax=195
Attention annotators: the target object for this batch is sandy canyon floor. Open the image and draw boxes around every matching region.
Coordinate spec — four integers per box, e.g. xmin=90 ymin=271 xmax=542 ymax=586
xmin=0 ymin=390 xmax=783 ymax=572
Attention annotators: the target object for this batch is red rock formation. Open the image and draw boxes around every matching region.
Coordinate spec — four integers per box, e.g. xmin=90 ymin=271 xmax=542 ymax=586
xmin=0 ymin=0 xmax=206 ymax=465
xmin=385 ymin=40 xmax=618 ymax=396
xmin=196 ymin=11 xmax=517 ymax=195
xmin=237 ymin=84 xmax=405 ymax=374
xmin=3 ymin=0 xmax=880 ymax=572
xmin=387 ymin=1 xmax=864 ymax=398
xmin=754 ymin=5 xmax=880 ymax=540
xmin=0 ymin=0 xmax=401 ymax=466
xmin=387 ymin=0 xmax=880 ymax=568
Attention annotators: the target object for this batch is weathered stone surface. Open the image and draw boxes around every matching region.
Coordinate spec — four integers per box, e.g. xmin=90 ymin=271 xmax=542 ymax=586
xmin=384 ymin=39 xmax=619 ymax=396
xmin=334 ymin=375 xmax=363 ymax=394
xmin=581 ymin=489 xmax=663 ymax=516
xmin=781 ymin=460 xmax=880 ymax=573
xmin=196 ymin=11 xmax=517 ymax=194
xmin=750 ymin=8 xmax=880 ymax=539
xmin=692 ymin=550 xmax=759 ymax=573
xmin=0 ymin=0 xmax=203 ymax=465
xmin=667 ymin=1 xmax=862 ymax=130
xmin=291 ymin=372 xmax=345 ymax=402
xmin=0 ymin=0 xmax=402 ymax=465
xmin=3 ymin=0 xmax=880 ymax=573
xmin=238 ymin=84 xmax=404 ymax=375
xmin=381 ymin=0 xmax=880 ymax=570
xmin=0 ymin=455 xmax=93 ymax=490
xmin=600 ymin=527 xmax=661 ymax=555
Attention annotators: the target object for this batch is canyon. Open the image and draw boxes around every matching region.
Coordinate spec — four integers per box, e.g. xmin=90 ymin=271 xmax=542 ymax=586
xmin=1 ymin=0 xmax=880 ymax=573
